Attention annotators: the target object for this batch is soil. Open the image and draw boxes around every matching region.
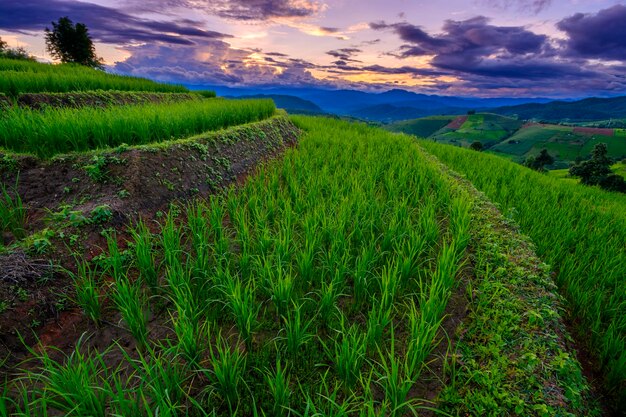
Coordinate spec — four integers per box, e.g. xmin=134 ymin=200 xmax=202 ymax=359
xmin=446 ymin=116 xmax=468 ymax=130
xmin=0 ymin=116 xmax=301 ymax=381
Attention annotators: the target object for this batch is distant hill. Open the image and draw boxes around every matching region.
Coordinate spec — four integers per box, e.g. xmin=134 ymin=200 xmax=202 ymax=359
xmin=387 ymin=113 xmax=626 ymax=167
xmin=229 ymin=94 xmax=324 ymax=115
xmin=490 ymin=96 xmax=626 ymax=123
xmin=386 ymin=116 xmax=456 ymax=137
xmin=193 ymin=84 xmax=553 ymax=121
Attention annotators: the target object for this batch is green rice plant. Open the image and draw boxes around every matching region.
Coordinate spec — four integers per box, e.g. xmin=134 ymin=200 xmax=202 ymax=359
xmin=21 ymin=335 xmax=110 ymax=417
xmin=352 ymin=246 xmax=376 ymax=310
xmin=0 ymin=98 xmax=275 ymax=157
xmin=0 ymin=58 xmax=187 ymax=95
xmin=322 ymin=319 xmax=367 ymax=390
xmin=0 ymin=179 xmax=26 ymax=239
xmin=373 ymin=329 xmax=416 ymax=417
xmin=281 ymin=301 xmax=314 ymax=358
xmin=264 ymin=359 xmax=291 ymax=417
xmin=67 ymin=259 xmax=103 ymax=327
xmin=316 ymin=274 xmax=343 ymax=326
xmin=130 ymin=220 xmax=158 ymax=290
xmin=268 ymin=268 xmax=295 ymax=319
xmin=366 ymin=301 xmax=393 ymax=351
xmin=171 ymin=282 xmax=203 ymax=365
xmin=207 ymin=329 xmax=247 ymax=413
xmin=121 ymin=346 xmax=186 ymax=416
xmin=223 ymin=276 xmax=260 ymax=349
xmin=111 ymin=276 xmax=149 ymax=350
xmin=105 ymin=232 xmax=125 ymax=283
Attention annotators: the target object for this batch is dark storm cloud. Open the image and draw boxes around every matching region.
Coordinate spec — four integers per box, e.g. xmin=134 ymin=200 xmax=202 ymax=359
xmin=0 ymin=0 xmax=230 ymax=46
xmin=326 ymin=48 xmax=362 ymax=62
xmin=197 ymin=0 xmax=323 ymax=21
xmin=557 ymin=5 xmax=626 ymax=61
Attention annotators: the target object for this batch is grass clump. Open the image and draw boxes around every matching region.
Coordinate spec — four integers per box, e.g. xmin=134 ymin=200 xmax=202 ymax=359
xmin=0 ymin=98 xmax=276 ymax=157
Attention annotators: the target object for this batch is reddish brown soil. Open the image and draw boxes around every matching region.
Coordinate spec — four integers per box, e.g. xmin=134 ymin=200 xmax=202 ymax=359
xmin=446 ymin=116 xmax=468 ymax=130
xmin=573 ymin=127 xmax=615 ymax=137
xmin=0 ymin=116 xmax=301 ymax=380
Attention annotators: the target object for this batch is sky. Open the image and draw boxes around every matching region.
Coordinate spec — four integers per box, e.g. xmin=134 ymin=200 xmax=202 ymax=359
xmin=1 ymin=0 xmax=626 ymax=97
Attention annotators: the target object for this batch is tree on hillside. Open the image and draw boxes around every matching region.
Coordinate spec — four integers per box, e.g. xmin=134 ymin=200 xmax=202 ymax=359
xmin=569 ymin=143 xmax=626 ymax=192
xmin=0 ymin=37 xmax=34 ymax=61
xmin=524 ymin=148 xmax=554 ymax=171
xmin=470 ymin=141 xmax=483 ymax=151
xmin=45 ymin=17 xmax=103 ymax=68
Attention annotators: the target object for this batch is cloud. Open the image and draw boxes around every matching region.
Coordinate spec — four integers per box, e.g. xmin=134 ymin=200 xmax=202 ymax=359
xmin=191 ymin=0 xmax=325 ymax=21
xmin=372 ymin=17 xmax=555 ymax=78
xmin=326 ymin=48 xmax=362 ymax=62
xmin=113 ymin=42 xmax=324 ymax=87
xmin=481 ymin=0 xmax=552 ymax=15
xmin=557 ymin=5 xmax=626 ymax=62
xmin=0 ymin=0 xmax=230 ymax=46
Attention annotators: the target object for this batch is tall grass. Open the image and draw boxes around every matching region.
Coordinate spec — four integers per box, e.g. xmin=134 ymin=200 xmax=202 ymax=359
xmin=8 ymin=117 xmax=472 ymax=415
xmin=0 ymin=58 xmax=187 ymax=95
xmin=422 ymin=140 xmax=626 ymax=406
xmin=0 ymin=179 xmax=26 ymax=239
xmin=0 ymin=98 xmax=276 ymax=157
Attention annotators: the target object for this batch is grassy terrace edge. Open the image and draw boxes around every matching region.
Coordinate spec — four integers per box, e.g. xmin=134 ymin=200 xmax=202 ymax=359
xmin=421 ymin=140 xmax=626 ymax=412
xmin=414 ymin=145 xmax=600 ymax=415
xmin=0 ymin=98 xmax=276 ymax=158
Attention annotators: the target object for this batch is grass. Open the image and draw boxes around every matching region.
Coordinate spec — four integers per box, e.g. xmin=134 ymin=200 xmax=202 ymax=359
xmin=0 ymin=179 xmax=26 ymax=240
xmin=0 ymin=98 xmax=276 ymax=157
xmin=422 ymin=139 xmax=626 ymax=410
xmin=0 ymin=58 xmax=187 ymax=95
xmin=6 ymin=117 xmax=472 ymax=415
xmin=386 ymin=116 xmax=455 ymax=137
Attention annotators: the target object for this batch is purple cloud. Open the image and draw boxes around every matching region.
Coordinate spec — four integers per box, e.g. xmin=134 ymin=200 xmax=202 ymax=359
xmin=0 ymin=0 xmax=230 ymax=46
xmin=557 ymin=5 xmax=626 ymax=62
xmin=197 ymin=0 xmax=324 ymax=21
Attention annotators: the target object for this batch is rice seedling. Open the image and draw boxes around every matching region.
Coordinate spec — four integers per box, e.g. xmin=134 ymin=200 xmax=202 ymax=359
xmin=67 ymin=259 xmax=103 ymax=327
xmin=130 ymin=220 xmax=158 ymax=290
xmin=0 ymin=98 xmax=275 ymax=157
xmin=111 ymin=276 xmax=149 ymax=350
xmin=0 ymin=179 xmax=26 ymax=240
xmin=323 ymin=319 xmax=367 ymax=390
xmin=207 ymin=329 xmax=247 ymax=413
xmin=21 ymin=335 xmax=110 ymax=417
xmin=268 ymin=267 xmax=295 ymax=319
xmin=281 ymin=301 xmax=315 ymax=358
xmin=264 ymin=359 xmax=291 ymax=416
xmin=223 ymin=275 xmax=261 ymax=349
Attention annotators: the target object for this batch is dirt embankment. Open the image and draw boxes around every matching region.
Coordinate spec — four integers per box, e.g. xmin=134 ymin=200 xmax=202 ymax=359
xmin=0 ymin=116 xmax=301 ymax=375
xmin=2 ymin=91 xmax=201 ymax=111
xmin=446 ymin=115 xmax=468 ymax=129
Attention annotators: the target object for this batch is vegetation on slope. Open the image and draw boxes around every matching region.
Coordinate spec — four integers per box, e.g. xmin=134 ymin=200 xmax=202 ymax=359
xmin=0 ymin=98 xmax=276 ymax=157
xmin=421 ymin=140 xmax=626 ymax=412
xmin=386 ymin=116 xmax=456 ymax=137
xmin=7 ymin=117 xmax=472 ymax=415
xmin=490 ymin=95 xmax=626 ymax=123
xmin=0 ymin=58 xmax=187 ymax=95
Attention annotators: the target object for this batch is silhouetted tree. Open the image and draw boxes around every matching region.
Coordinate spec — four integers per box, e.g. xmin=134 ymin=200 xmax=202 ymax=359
xmin=524 ymin=148 xmax=554 ymax=171
xmin=470 ymin=141 xmax=483 ymax=151
xmin=569 ymin=143 xmax=613 ymax=186
xmin=45 ymin=17 xmax=102 ymax=68
xmin=0 ymin=37 xmax=34 ymax=61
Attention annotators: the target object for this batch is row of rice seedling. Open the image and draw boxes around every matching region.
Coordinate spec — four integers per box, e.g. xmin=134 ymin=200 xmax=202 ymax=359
xmin=0 ymin=58 xmax=187 ymax=95
xmin=420 ymin=140 xmax=626 ymax=408
xmin=0 ymin=99 xmax=276 ymax=157
xmin=7 ymin=117 xmax=471 ymax=415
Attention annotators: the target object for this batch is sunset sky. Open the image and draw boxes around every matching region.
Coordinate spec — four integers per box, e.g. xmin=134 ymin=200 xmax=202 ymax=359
xmin=1 ymin=0 xmax=626 ymax=97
